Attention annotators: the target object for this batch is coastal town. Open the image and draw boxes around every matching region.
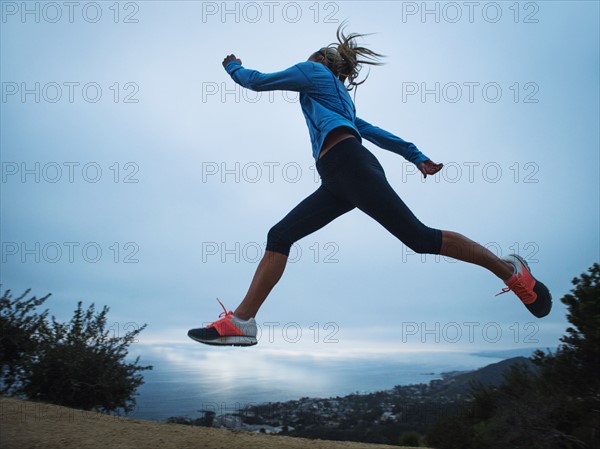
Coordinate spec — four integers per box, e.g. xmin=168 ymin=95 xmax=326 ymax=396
xmin=167 ymin=357 xmax=529 ymax=443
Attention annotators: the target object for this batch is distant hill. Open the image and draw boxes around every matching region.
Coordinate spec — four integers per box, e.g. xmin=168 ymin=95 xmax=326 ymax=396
xmin=429 ymin=356 xmax=535 ymax=398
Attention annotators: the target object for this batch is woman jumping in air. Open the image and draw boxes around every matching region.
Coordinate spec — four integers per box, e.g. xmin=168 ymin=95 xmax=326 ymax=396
xmin=188 ymin=23 xmax=551 ymax=347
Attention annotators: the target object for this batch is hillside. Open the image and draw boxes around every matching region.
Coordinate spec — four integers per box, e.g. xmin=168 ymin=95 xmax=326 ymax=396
xmin=0 ymin=357 xmax=530 ymax=448
xmin=0 ymin=396 xmax=428 ymax=449
xmin=429 ymin=356 xmax=535 ymax=398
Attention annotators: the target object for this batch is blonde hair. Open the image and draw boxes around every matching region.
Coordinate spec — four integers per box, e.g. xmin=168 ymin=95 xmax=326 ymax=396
xmin=317 ymin=20 xmax=385 ymax=95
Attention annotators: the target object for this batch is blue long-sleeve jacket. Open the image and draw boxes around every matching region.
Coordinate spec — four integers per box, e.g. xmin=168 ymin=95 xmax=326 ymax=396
xmin=224 ymin=60 xmax=429 ymax=165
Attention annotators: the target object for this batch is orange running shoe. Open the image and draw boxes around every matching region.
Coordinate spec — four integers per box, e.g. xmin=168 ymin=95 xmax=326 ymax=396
xmin=188 ymin=299 xmax=257 ymax=346
xmin=496 ymin=254 xmax=552 ymax=318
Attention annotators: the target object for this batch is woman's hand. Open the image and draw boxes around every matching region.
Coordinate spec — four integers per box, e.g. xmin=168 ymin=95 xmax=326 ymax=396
xmin=222 ymin=54 xmax=242 ymax=68
xmin=418 ymin=160 xmax=443 ymax=179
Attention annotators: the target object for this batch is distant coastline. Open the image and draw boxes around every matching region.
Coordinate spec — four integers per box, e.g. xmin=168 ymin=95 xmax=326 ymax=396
xmin=129 ymin=347 xmax=540 ymax=421
xmin=164 ymin=356 xmax=533 ymax=444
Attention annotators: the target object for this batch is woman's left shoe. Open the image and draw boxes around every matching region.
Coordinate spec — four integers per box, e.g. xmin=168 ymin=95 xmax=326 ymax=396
xmin=496 ymin=254 xmax=552 ymax=318
xmin=188 ymin=299 xmax=257 ymax=346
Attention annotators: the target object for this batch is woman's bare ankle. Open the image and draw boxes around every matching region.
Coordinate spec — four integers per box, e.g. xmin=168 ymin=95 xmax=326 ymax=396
xmin=499 ymin=261 xmax=515 ymax=281
xmin=232 ymin=310 xmax=254 ymax=321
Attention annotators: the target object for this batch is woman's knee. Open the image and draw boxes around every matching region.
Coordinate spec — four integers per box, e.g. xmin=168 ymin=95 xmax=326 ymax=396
xmin=265 ymin=224 xmax=293 ymax=257
xmin=404 ymin=227 xmax=443 ymax=255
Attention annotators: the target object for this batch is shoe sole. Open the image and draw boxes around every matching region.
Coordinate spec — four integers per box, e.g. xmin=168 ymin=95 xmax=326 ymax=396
xmin=188 ymin=334 xmax=257 ymax=347
xmin=510 ymin=254 xmax=552 ymax=318
xmin=528 ymin=280 xmax=552 ymax=318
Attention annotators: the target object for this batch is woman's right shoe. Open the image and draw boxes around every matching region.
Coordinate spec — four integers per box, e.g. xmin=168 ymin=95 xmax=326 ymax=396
xmin=187 ymin=299 xmax=258 ymax=346
xmin=496 ymin=254 xmax=552 ymax=318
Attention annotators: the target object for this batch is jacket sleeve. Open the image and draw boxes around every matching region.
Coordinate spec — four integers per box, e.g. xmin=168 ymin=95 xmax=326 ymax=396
xmin=355 ymin=116 xmax=429 ymax=166
xmin=224 ymin=60 xmax=312 ymax=92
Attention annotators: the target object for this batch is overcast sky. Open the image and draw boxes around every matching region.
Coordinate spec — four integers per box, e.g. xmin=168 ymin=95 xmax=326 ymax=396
xmin=1 ymin=1 xmax=598 ymax=366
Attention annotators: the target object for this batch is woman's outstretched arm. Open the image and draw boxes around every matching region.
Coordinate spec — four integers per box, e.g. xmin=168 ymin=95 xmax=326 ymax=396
xmin=223 ymin=54 xmax=312 ymax=92
xmin=355 ymin=116 xmax=443 ymax=177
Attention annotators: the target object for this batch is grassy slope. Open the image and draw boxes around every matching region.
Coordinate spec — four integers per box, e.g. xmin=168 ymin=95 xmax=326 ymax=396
xmin=0 ymin=396 xmax=429 ymax=449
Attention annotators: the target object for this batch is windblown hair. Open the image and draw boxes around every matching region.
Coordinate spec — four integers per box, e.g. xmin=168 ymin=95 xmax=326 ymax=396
xmin=317 ymin=20 xmax=385 ymax=95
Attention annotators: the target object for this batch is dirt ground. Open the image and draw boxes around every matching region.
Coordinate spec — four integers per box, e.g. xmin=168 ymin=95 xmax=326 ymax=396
xmin=1 ymin=396 xmax=430 ymax=449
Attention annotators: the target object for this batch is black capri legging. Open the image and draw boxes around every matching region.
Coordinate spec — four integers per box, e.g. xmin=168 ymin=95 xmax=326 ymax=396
xmin=266 ymin=137 xmax=443 ymax=257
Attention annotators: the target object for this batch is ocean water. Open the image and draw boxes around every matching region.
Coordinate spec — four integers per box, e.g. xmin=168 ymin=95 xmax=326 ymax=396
xmin=126 ymin=344 xmax=531 ymax=421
